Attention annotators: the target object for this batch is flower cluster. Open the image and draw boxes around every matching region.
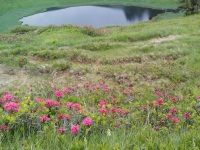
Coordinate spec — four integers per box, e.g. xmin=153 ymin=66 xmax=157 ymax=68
xmin=0 ymin=81 xmax=199 ymax=137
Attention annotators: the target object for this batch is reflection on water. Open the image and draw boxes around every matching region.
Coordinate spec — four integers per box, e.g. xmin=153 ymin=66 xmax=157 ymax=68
xmin=20 ymin=6 xmax=164 ymax=28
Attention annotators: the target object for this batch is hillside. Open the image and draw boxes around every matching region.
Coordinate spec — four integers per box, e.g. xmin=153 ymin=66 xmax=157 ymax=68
xmin=1 ymin=13 xmax=200 ymax=90
xmin=0 ymin=8 xmax=200 ymax=150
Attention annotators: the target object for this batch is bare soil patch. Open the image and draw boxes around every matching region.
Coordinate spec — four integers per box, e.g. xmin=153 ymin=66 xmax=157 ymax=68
xmin=150 ymin=35 xmax=179 ymax=43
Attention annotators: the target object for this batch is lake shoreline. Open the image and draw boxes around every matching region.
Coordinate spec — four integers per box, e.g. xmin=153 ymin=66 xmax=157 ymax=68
xmin=0 ymin=0 xmax=178 ymax=33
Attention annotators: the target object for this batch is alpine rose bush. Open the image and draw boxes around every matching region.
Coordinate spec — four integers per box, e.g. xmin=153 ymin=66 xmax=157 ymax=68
xmin=4 ymin=102 xmax=19 ymax=112
xmin=82 ymin=117 xmax=92 ymax=126
xmin=71 ymin=125 xmax=79 ymax=134
xmin=0 ymin=81 xmax=199 ymax=138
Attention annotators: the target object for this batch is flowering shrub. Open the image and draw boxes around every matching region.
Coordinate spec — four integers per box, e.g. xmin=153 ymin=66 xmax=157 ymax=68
xmin=0 ymin=81 xmax=199 ymax=138
xmin=82 ymin=117 xmax=92 ymax=126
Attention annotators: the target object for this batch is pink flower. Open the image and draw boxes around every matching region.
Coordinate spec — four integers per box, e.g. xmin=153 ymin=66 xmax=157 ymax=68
xmin=129 ymin=90 xmax=133 ymax=94
xmin=198 ymin=96 xmax=200 ymax=99
xmin=165 ymin=113 xmax=173 ymax=119
xmin=58 ymin=127 xmax=64 ymax=133
xmin=99 ymin=81 xmax=104 ymax=85
xmin=99 ymin=100 xmax=106 ymax=108
xmin=171 ymin=117 xmax=179 ymax=124
xmin=183 ymin=113 xmax=190 ymax=119
xmin=82 ymin=117 xmax=92 ymax=126
xmin=84 ymin=82 xmax=91 ymax=87
xmin=14 ymin=99 xmax=20 ymax=103
xmin=99 ymin=108 xmax=107 ymax=115
xmin=54 ymin=90 xmax=63 ymax=98
xmin=57 ymin=114 xmax=70 ymax=121
xmin=64 ymin=88 xmax=71 ymax=94
xmin=122 ymin=90 xmax=127 ymax=95
xmin=0 ymin=125 xmax=8 ymax=131
xmin=54 ymin=101 xmax=60 ymax=107
xmin=0 ymin=98 xmax=3 ymax=105
xmin=71 ymin=125 xmax=79 ymax=135
xmin=39 ymin=115 xmax=50 ymax=122
xmin=4 ymin=102 xmax=19 ymax=112
xmin=114 ymin=124 xmax=119 ymax=128
xmin=110 ymin=107 xmax=116 ymax=113
xmin=155 ymin=89 xmax=162 ymax=96
xmin=45 ymin=100 xmax=54 ymax=108
xmin=116 ymin=109 xmax=128 ymax=114
xmin=52 ymin=86 xmax=57 ymax=90
xmin=3 ymin=94 xmax=12 ymax=101
xmin=103 ymin=86 xmax=108 ymax=92
xmin=66 ymin=102 xmax=73 ymax=108
xmin=85 ymin=82 xmax=91 ymax=87
xmin=171 ymin=97 xmax=177 ymax=103
xmin=155 ymin=98 xmax=163 ymax=106
xmin=73 ymin=103 xmax=81 ymax=111
xmin=36 ymin=97 xmax=45 ymax=103
xmin=141 ymin=105 xmax=147 ymax=109
xmin=169 ymin=107 xmax=176 ymax=114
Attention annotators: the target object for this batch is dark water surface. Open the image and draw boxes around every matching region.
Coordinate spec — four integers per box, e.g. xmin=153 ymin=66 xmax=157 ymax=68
xmin=20 ymin=6 xmax=164 ymax=28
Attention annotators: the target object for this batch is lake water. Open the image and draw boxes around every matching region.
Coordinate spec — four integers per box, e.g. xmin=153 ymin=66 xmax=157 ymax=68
xmin=20 ymin=5 xmax=164 ymax=28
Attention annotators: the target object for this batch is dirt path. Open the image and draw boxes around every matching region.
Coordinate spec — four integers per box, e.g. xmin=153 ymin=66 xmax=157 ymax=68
xmin=150 ymin=35 xmax=179 ymax=43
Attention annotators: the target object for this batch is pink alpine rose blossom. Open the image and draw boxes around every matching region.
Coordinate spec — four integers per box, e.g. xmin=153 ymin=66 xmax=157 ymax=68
xmin=169 ymin=107 xmax=176 ymax=114
xmin=0 ymin=125 xmax=8 ymax=131
xmin=0 ymin=98 xmax=3 ymax=105
xmin=171 ymin=97 xmax=177 ymax=103
xmin=183 ymin=113 xmax=190 ymax=119
xmin=155 ymin=98 xmax=163 ymax=106
xmin=141 ymin=105 xmax=147 ymax=109
xmin=54 ymin=101 xmax=60 ymax=107
xmin=66 ymin=102 xmax=73 ymax=108
xmin=82 ymin=117 xmax=92 ymax=126
xmin=57 ymin=114 xmax=70 ymax=121
xmin=129 ymin=90 xmax=133 ymax=94
xmin=4 ymin=102 xmax=19 ymax=112
xmin=99 ymin=108 xmax=107 ymax=115
xmin=39 ymin=116 xmax=50 ymax=122
xmin=165 ymin=113 xmax=173 ymax=119
xmin=54 ymin=90 xmax=63 ymax=98
xmin=73 ymin=103 xmax=81 ymax=111
xmin=122 ymin=90 xmax=127 ymax=95
xmin=103 ymin=86 xmax=108 ymax=92
xmin=58 ymin=127 xmax=65 ymax=133
xmin=71 ymin=125 xmax=79 ymax=135
xmin=110 ymin=107 xmax=117 ymax=113
xmin=36 ymin=97 xmax=45 ymax=103
xmin=64 ymin=88 xmax=71 ymax=94
xmin=114 ymin=124 xmax=119 ymax=128
xmin=99 ymin=81 xmax=104 ymax=85
xmin=171 ymin=117 xmax=179 ymax=124
xmin=45 ymin=100 xmax=54 ymax=108
xmin=3 ymin=94 xmax=12 ymax=101
xmin=99 ymin=100 xmax=106 ymax=108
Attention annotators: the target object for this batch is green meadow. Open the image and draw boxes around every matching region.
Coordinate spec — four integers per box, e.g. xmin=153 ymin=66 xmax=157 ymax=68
xmin=0 ymin=0 xmax=200 ymax=149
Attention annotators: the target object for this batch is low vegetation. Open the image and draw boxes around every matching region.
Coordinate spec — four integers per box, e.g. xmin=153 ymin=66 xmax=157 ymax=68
xmin=0 ymin=2 xmax=200 ymax=149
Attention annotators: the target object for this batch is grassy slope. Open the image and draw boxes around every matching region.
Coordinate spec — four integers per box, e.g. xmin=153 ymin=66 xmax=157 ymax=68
xmin=0 ymin=14 xmax=200 ymax=91
xmin=0 ymin=8 xmax=200 ymax=150
xmin=0 ymin=0 xmax=178 ymax=33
